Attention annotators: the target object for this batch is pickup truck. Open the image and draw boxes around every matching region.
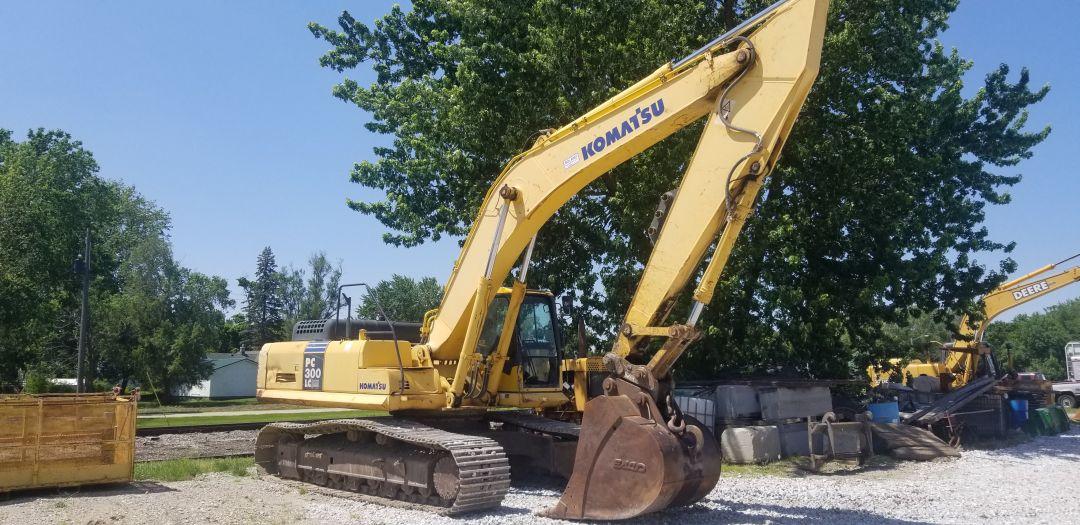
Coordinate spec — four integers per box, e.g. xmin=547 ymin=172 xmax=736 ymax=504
xmin=1052 ymin=342 xmax=1080 ymax=409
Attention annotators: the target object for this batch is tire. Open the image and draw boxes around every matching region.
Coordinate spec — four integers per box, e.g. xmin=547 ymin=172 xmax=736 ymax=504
xmin=1057 ymin=393 xmax=1077 ymax=409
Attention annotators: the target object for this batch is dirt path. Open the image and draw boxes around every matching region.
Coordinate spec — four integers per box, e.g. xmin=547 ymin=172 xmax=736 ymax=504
xmin=136 ymin=430 xmax=257 ymax=462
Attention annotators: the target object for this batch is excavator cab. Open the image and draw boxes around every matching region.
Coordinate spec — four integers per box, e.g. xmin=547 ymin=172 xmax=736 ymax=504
xmin=474 ymin=289 xmax=571 ymax=406
xmin=492 ymin=292 xmax=564 ymax=389
xmin=514 ymin=297 xmax=563 ymax=388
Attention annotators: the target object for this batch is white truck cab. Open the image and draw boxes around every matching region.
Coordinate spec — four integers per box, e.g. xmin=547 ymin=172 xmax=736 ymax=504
xmin=1053 ymin=342 xmax=1080 ymax=408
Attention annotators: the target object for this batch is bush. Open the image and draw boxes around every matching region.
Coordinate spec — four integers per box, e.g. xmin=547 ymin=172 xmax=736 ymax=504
xmin=22 ymin=368 xmax=53 ymax=394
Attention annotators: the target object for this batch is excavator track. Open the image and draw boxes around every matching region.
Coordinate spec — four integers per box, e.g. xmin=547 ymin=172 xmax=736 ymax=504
xmin=490 ymin=411 xmax=581 ymax=439
xmin=254 ymin=418 xmax=511 ymax=515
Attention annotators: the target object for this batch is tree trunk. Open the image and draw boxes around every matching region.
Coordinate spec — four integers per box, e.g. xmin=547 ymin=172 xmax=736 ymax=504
xmin=721 ymin=0 xmax=739 ymax=29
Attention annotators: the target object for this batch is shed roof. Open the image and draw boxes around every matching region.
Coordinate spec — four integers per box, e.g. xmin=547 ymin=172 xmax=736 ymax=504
xmin=205 ymin=352 xmax=257 ymax=371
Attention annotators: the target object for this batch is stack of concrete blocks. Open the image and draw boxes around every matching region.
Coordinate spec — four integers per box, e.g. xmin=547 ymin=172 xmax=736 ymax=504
xmin=676 ymin=384 xmax=833 ymax=464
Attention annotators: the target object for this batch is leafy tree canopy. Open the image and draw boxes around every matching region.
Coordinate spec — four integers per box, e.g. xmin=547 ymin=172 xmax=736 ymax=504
xmin=986 ymin=298 xmax=1080 ymax=381
xmin=357 ymin=275 xmax=443 ymax=323
xmin=0 ymin=128 xmax=233 ymax=393
xmin=96 ymin=234 xmax=233 ymax=399
xmin=279 ymin=251 xmax=344 ymax=331
xmin=238 ymin=247 xmax=285 ymax=348
xmin=311 ymin=0 xmax=1048 ymax=378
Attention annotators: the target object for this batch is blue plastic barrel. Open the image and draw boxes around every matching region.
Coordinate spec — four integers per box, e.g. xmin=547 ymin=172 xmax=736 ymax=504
xmin=1009 ymin=399 xmax=1029 ymax=428
xmin=868 ymin=401 xmax=901 ymax=424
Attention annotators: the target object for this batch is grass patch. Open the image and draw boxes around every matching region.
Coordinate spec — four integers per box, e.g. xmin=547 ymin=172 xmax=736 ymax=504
xmin=138 ymin=403 xmax=314 ymax=415
xmin=137 ymin=409 xmax=386 ymax=429
xmin=135 ymin=456 xmax=255 ymax=482
xmin=721 ymin=457 xmax=801 ymax=477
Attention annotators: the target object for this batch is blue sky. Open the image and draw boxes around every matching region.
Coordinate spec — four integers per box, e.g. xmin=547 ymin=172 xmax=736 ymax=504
xmin=1 ymin=1 xmax=1076 ymax=322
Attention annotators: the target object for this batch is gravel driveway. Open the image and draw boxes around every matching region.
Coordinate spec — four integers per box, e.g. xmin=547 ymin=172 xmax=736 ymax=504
xmin=4 ymin=428 xmax=1076 ymax=525
xmin=136 ymin=430 xmax=257 ymax=461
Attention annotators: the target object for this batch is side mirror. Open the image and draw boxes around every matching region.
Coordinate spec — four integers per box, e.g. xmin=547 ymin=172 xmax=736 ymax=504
xmin=561 ymin=294 xmax=574 ymax=313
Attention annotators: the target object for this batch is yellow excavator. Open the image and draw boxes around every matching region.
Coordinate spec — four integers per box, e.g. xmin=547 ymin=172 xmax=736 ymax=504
xmin=870 ymin=254 xmax=1080 ymax=390
xmin=254 ymin=0 xmax=829 ymax=520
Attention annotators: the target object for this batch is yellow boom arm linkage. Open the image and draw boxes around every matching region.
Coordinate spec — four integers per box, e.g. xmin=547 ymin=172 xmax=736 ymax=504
xmin=614 ymin=0 xmax=828 ymax=369
xmin=945 ymin=255 xmax=1080 ymax=385
xmin=418 ymin=0 xmax=829 ymax=402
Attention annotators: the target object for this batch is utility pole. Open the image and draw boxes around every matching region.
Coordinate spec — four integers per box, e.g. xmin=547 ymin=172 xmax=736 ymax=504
xmin=75 ymin=228 xmax=91 ymax=394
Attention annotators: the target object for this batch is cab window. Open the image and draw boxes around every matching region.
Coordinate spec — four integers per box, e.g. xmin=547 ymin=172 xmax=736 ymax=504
xmin=517 ymin=297 xmax=560 ymax=387
xmin=475 ymin=297 xmax=508 ymax=357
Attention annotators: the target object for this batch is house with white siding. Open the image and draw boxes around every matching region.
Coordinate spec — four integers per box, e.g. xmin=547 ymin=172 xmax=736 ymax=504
xmin=176 ymin=352 xmax=258 ymax=399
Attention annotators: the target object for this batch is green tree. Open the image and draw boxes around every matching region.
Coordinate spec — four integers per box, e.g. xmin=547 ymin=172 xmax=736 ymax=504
xmin=299 ymin=252 xmax=343 ymax=320
xmin=238 ymin=247 xmax=285 ymax=348
xmin=220 ymin=313 xmax=248 ymax=353
xmin=95 ymin=234 xmax=234 ymax=398
xmin=986 ymin=298 xmax=1080 ymax=380
xmin=311 ymin=0 xmax=1048 ymax=378
xmin=278 ymin=264 xmax=305 ymax=328
xmin=357 ymin=275 xmax=442 ymax=323
xmin=0 ymin=129 xmax=102 ymax=386
xmin=0 ymin=128 xmax=181 ymax=388
xmin=880 ymin=309 xmax=952 ymax=362
xmin=279 ymin=251 xmax=344 ymax=333
xmin=0 ymin=128 xmax=234 ymax=393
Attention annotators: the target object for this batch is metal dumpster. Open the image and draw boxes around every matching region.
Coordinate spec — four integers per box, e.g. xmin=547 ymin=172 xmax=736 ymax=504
xmin=0 ymin=393 xmax=135 ymax=491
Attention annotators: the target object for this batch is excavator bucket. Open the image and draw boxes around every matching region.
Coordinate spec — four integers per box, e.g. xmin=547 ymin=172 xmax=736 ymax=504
xmin=541 ymin=380 xmax=720 ymax=520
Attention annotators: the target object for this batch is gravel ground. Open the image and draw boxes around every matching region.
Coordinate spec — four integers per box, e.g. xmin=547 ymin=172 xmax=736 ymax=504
xmin=5 ymin=428 xmax=1077 ymax=525
xmin=136 ymin=430 xmax=257 ymax=461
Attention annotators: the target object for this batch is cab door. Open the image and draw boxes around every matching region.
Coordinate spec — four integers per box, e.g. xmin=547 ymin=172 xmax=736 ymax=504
xmin=513 ymin=295 xmax=562 ymax=390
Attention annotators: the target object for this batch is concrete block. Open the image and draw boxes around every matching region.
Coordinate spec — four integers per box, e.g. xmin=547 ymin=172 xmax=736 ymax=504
xmin=775 ymin=421 xmax=826 ymax=457
xmin=758 ymin=386 xmax=832 ymax=421
xmin=720 ymin=425 xmax=781 ymax=464
xmin=911 ymin=375 xmax=940 ymax=393
xmin=714 ymin=385 xmax=760 ymax=419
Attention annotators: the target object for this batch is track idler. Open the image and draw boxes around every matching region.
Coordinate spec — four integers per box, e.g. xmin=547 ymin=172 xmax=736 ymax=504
xmin=541 ymin=356 xmax=720 ymax=520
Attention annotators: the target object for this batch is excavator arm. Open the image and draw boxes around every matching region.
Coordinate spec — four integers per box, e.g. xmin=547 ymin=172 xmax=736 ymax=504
xmin=422 ymin=0 xmax=829 ymax=409
xmin=945 ymin=254 xmax=1080 ymax=384
xmin=543 ymin=0 xmax=829 ymax=519
xmin=612 ymin=0 xmax=829 ymax=363
xmin=400 ymin=2 xmax=830 ymax=519
xmin=421 ymin=34 xmax=749 ymax=399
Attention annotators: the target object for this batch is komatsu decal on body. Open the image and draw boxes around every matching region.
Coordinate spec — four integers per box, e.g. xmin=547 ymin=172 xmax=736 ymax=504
xmin=572 ymin=98 xmax=666 ymax=166
xmin=358 ymin=381 xmax=388 ymax=392
xmin=302 ymin=342 xmax=327 ymax=391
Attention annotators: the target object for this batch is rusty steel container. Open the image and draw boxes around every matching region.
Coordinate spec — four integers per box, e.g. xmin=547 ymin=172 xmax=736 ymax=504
xmin=0 ymin=392 xmax=136 ymax=491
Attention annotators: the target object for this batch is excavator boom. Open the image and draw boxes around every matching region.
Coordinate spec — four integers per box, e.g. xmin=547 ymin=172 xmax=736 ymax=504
xmin=546 ymin=0 xmax=829 ymax=519
xmin=945 ymin=254 xmax=1080 ymax=385
xmin=871 ymin=254 xmax=1080 ymax=389
xmin=256 ymin=0 xmax=830 ymax=520
xmin=613 ymin=0 xmax=829 ymax=360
